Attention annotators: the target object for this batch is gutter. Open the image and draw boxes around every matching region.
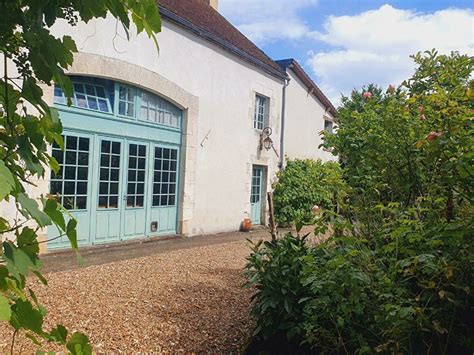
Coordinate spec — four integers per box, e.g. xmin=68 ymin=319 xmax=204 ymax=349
xmin=279 ymin=77 xmax=290 ymax=169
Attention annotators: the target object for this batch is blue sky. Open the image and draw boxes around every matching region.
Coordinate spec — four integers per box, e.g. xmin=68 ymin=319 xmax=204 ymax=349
xmin=219 ymin=0 xmax=474 ymax=105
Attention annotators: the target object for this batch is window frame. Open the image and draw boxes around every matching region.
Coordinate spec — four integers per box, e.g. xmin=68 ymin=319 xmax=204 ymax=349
xmin=53 ymin=76 xmax=183 ymax=131
xmin=253 ymin=94 xmax=268 ymax=130
xmin=54 ymin=81 xmax=113 ymax=115
xmin=324 ymin=117 xmax=334 ymax=134
xmin=50 ymin=134 xmax=91 ymax=211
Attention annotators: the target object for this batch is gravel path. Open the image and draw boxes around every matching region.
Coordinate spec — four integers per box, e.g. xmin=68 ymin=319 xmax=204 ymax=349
xmin=0 ymin=232 xmax=267 ymax=353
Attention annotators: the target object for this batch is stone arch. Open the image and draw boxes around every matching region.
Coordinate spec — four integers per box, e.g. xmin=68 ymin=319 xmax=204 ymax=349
xmin=47 ymin=52 xmax=199 ymax=236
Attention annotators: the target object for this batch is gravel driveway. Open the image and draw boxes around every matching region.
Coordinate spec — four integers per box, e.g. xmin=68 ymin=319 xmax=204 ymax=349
xmin=0 ymin=231 xmax=269 ymax=353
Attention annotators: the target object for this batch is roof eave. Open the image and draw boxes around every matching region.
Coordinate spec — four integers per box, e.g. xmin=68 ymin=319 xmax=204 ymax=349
xmin=160 ymin=7 xmax=288 ymax=81
xmin=277 ymin=58 xmax=337 ymax=117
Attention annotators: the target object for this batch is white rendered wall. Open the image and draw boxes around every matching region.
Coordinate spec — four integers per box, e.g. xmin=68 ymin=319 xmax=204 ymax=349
xmin=47 ymin=16 xmax=283 ymax=237
xmin=283 ymin=69 xmax=336 ymax=162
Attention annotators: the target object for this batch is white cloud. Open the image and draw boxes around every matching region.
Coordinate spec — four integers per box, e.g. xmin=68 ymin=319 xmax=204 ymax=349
xmin=307 ymin=5 xmax=474 ymax=104
xmin=219 ymin=0 xmax=317 ymax=44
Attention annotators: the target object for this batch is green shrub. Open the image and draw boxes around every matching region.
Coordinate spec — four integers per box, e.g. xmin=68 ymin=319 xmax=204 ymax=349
xmin=244 ymin=234 xmax=310 ymax=340
xmin=272 ymin=159 xmax=347 ymax=226
xmin=245 ymin=221 xmax=473 ymax=353
xmin=245 ymin=51 xmax=474 ymax=354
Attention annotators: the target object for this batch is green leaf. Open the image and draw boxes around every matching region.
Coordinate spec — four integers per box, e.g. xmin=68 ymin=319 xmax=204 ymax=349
xmin=66 ymin=218 xmax=78 ymax=250
xmin=0 ymin=295 xmax=11 ymax=321
xmin=17 ymin=193 xmax=51 ymax=227
xmin=50 ymin=324 xmax=68 ymax=344
xmin=0 ymin=160 xmax=16 ymax=200
xmin=17 ymin=227 xmax=40 ymax=256
xmin=11 ymin=299 xmax=44 ymax=333
xmin=44 ymin=198 xmax=66 ymax=231
xmin=66 ymin=332 xmax=92 ymax=355
xmin=3 ymin=241 xmax=40 ymax=280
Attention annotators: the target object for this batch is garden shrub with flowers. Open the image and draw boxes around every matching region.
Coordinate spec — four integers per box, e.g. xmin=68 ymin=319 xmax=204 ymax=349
xmin=245 ymin=50 xmax=473 ymax=354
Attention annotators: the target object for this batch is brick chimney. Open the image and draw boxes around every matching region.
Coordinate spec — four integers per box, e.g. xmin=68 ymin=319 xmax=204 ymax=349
xmin=208 ymin=0 xmax=218 ymax=10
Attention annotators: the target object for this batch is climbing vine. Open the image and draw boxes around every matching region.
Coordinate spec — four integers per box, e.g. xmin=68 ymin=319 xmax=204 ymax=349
xmin=0 ymin=1 xmax=161 ymax=352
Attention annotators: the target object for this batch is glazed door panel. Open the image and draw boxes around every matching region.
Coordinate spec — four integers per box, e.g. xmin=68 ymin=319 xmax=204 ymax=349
xmin=48 ymin=133 xmax=93 ymax=249
xmin=250 ymin=166 xmax=263 ymax=225
xmin=93 ymin=138 xmax=123 ymax=244
xmin=122 ymin=142 xmax=148 ymax=239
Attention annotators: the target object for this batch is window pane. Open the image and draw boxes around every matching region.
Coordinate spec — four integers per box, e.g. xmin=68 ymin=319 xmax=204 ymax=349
xmin=110 ymin=168 xmax=120 ymax=181
xmin=76 ymin=196 xmax=87 ymax=209
xmin=76 ymin=94 xmax=87 ymax=108
xmin=50 ymin=181 xmax=62 ymax=194
xmin=112 ymin=142 xmax=120 ymax=154
xmin=119 ymin=102 xmax=126 ymax=116
xmin=64 ymin=182 xmax=75 ymax=194
xmin=65 ymin=151 xmax=76 ymax=164
xmin=65 ymin=166 xmax=76 ymax=180
xmin=96 ymin=86 xmax=106 ymax=98
xmin=77 ymin=182 xmax=87 ymax=195
xmin=101 ymin=154 xmax=110 ymax=167
xmin=66 ymin=136 xmax=78 ymax=150
xmin=87 ymin=96 xmax=98 ymax=110
xmin=100 ymin=168 xmax=109 ymax=181
xmin=119 ymin=86 xmax=127 ymax=100
xmin=79 ymin=137 xmax=89 ymax=151
xmin=110 ymin=183 xmax=119 ymax=195
xmin=109 ymin=196 xmax=118 ymax=208
xmin=78 ymin=152 xmax=89 ymax=166
xmin=101 ymin=140 xmax=111 ymax=153
xmin=98 ymin=99 xmax=108 ymax=112
xmin=85 ymin=84 xmax=95 ymax=96
xmin=111 ymin=154 xmax=120 ymax=168
xmin=74 ymin=83 xmax=84 ymax=93
xmin=127 ymin=103 xmax=134 ymax=117
xmin=53 ymin=149 xmax=63 ymax=164
xmin=98 ymin=196 xmax=108 ymax=208
xmin=99 ymin=182 xmax=108 ymax=194
xmin=78 ymin=167 xmax=88 ymax=180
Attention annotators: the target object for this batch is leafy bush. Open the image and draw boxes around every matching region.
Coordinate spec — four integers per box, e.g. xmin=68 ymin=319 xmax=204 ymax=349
xmin=244 ymin=235 xmax=310 ymax=340
xmin=245 ymin=51 xmax=474 ymax=354
xmin=246 ymin=221 xmax=473 ymax=353
xmin=272 ymin=159 xmax=347 ymax=226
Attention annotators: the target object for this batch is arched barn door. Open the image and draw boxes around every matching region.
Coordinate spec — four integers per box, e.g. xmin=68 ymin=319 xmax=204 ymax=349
xmin=47 ymin=76 xmax=182 ymax=249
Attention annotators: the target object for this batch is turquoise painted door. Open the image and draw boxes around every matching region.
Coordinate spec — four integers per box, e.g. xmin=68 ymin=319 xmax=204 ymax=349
xmin=48 ymin=133 xmax=93 ymax=249
xmin=250 ymin=166 xmax=263 ymax=225
xmin=149 ymin=145 xmax=179 ymax=234
xmin=94 ymin=137 xmax=123 ymax=244
xmin=122 ymin=142 xmax=148 ymax=239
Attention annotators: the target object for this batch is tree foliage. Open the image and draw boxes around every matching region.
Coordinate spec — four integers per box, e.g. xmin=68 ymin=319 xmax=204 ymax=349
xmin=246 ymin=51 xmax=474 ymax=353
xmin=0 ymin=1 xmax=161 ymax=352
xmin=272 ymin=159 xmax=347 ymax=226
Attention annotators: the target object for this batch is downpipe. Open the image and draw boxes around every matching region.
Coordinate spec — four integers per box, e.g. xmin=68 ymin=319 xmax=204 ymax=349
xmin=279 ymin=77 xmax=290 ymax=170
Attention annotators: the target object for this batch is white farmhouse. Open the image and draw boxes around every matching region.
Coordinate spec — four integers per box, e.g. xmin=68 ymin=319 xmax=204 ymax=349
xmin=1 ymin=0 xmax=337 ymax=251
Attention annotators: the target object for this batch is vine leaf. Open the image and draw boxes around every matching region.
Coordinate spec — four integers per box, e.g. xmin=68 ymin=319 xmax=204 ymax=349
xmin=0 ymin=294 xmax=11 ymax=321
xmin=17 ymin=193 xmax=52 ymax=227
xmin=0 ymin=161 xmax=15 ymax=201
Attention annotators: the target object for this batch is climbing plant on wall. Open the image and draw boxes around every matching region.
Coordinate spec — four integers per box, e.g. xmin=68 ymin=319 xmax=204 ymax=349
xmin=0 ymin=1 xmax=161 ymax=352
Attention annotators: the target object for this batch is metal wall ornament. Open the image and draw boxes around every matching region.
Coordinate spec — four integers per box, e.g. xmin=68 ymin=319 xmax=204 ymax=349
xmin=259 ymin=127 xmax=279 ymax=157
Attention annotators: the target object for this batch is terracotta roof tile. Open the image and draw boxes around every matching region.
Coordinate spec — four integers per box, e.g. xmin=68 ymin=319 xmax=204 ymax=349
xmin=158 ymin=0 xmax=287 ymax=79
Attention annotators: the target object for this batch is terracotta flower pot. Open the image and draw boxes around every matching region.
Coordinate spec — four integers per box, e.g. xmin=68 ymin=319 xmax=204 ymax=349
xmin=240 ymin=218 xmax=252 ymax=232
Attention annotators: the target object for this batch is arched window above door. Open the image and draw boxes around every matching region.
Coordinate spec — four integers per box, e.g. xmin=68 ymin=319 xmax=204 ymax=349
xmin=54 ymin=76 xmax=183 ymax=130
